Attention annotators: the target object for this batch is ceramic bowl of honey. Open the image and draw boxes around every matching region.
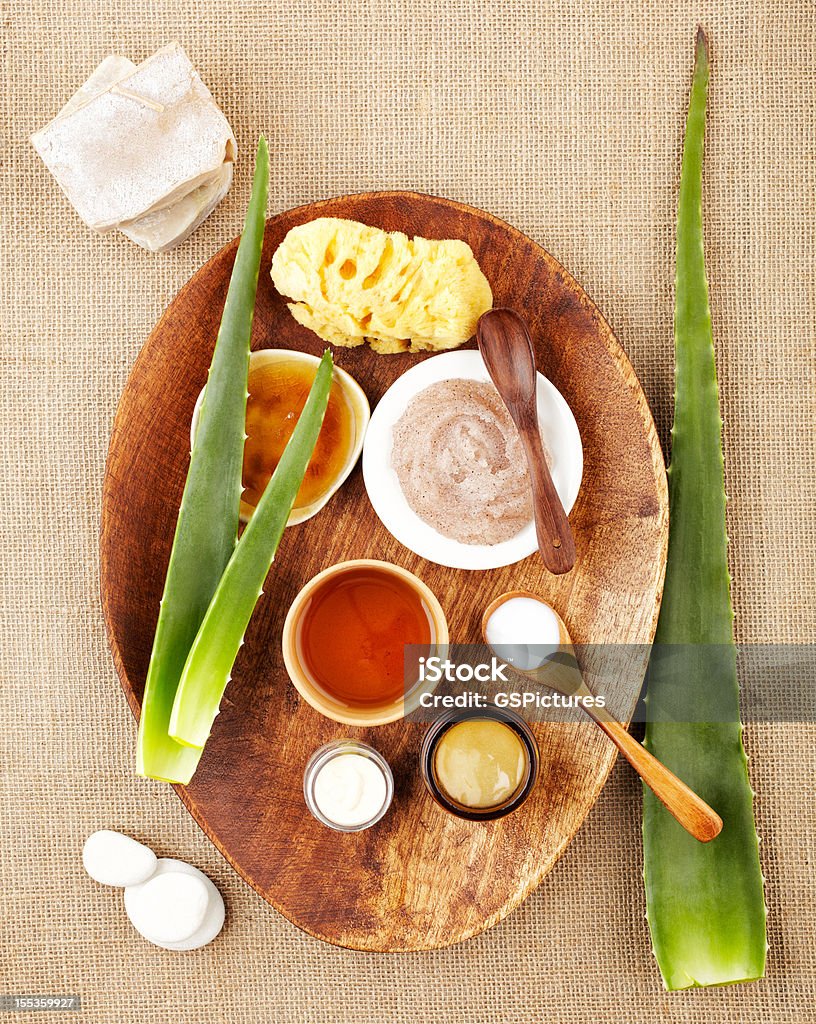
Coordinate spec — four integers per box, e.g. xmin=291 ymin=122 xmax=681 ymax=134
xmin=191 ymin=348 xmax=369 ymax=525
xmin=282 ymin=560 xmax=449 ymax=727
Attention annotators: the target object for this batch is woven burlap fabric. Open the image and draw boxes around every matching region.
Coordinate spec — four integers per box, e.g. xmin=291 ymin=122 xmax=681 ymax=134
xmin=2 ymin=1 xmax=814 ymax=1021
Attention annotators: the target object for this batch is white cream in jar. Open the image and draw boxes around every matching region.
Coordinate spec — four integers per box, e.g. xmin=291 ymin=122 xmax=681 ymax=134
xmin=304 ymin=741 xmax=393 ymax=831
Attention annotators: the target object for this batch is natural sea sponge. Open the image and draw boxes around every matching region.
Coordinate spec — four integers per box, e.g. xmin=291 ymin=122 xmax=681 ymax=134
xmin=270 ymin=217 xmax=493 ymax=354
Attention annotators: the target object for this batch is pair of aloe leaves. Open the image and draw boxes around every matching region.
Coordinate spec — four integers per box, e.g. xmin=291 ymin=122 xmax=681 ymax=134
xmin=136 ymin=138 xmax=332 ymax=784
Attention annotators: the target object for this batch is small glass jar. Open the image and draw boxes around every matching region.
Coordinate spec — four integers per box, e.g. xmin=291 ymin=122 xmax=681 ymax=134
xmin=304 ymin=740 xmax=394 ymax=832
xmin=420 ymin=707 xmax=539 ymax=821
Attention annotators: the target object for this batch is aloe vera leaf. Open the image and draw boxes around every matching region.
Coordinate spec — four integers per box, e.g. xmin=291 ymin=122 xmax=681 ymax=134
xmin=135 ymin=138 xmax=270 ymax=784
xmin=168 ymin=350 xmax=334 ymax=748
xmin=642 ymin=31 xmax=767 ymax=989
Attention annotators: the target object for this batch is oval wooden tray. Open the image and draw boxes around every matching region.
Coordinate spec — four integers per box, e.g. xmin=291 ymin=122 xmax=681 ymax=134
xmin=101 ymin=192 xmax=668 ymax=951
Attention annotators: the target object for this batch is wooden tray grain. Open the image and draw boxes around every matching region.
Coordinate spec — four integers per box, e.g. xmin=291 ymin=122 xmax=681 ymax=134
xmin=100 ymin=192 xmax=668 ymax=951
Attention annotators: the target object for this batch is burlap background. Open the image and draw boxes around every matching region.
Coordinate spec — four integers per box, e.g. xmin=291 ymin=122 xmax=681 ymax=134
xmin=2 ymin=1 xmax=814 ymax=1021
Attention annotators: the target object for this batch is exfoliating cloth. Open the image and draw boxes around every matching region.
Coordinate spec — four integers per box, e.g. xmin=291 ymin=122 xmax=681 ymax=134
xmin=1 ymin=2 xmax=814 ymax=1021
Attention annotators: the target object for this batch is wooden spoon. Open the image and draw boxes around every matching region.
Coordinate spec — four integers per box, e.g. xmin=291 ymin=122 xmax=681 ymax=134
xmin=482 ymin=590 xmax=723 ymax=843
xmin=477 ymin=308 xmax=576 ymax=575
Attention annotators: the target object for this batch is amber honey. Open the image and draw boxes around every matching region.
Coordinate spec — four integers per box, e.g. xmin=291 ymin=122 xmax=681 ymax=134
xmin=242 ymin=358 xmax=353 ymax=511
xmin=295 ymin=566 xmax=434 ymax=709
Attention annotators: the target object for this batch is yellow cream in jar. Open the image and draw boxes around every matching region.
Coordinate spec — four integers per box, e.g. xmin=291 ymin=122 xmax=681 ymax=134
xmin=433 ymin=719 xmax=527 ymax=809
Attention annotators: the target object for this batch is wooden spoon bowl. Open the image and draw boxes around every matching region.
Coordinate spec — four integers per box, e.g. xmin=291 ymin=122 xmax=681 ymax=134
xmin=482 ymin=591 xmax=723 ymax=843
xmin=478 ymin=309 xmax=577 ymax=574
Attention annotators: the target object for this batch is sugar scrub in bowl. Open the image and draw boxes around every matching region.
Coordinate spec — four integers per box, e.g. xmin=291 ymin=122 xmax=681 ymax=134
xmin=362 ymin=350 xmax=583 ymax=569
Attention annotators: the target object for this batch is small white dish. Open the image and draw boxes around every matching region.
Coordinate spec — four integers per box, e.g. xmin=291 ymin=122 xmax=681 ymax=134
xmin=362 ymin=350 xmax=583 ymax=570
xmin=191 ymin=349 xmax=369 ymax=525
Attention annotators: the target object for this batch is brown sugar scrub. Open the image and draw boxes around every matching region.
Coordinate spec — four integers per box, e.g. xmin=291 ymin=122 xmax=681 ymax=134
xmin=391 ymin=379 xmax=551 ymax=546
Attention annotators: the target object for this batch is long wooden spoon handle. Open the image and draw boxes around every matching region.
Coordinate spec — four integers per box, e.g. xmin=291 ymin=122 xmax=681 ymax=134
xmin=585 ymin=703 xmax=722 ymax=842
xmin=516 ymin=406 xmax=576 ymax=574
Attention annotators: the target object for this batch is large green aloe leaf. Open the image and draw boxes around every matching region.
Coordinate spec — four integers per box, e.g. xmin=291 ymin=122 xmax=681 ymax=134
xmin=169 ymin=351 xmax=333 ymax=749
xmin=642 ymin=31 xmax=767 ymax=989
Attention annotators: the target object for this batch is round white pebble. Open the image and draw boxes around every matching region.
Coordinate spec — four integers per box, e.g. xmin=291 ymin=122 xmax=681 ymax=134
xmin=124 ymin=858 xmax=225 ymax=951
xmin=125 ymin=871 xmax=208 ymax=943
xmin=82 ymin=830 xmax=158 ymax=887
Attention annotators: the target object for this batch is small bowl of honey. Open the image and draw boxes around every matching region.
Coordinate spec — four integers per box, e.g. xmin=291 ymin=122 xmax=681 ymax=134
xmin=282 ymin=560 xmax=449 ymax=727
xmin=420 ymin=708 xmax=539 ymax=821
xmin=191 ymin=348 xmax=369 ymax=525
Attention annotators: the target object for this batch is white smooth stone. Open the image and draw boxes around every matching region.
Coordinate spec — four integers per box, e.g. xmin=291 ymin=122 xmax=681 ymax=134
xmin=125 ymin=871 xmax=208 ymax=944
xmin=82 ymin=830 xmax=158 ymax=887
xmin=124 ymin=858 xmax=225 ymax=951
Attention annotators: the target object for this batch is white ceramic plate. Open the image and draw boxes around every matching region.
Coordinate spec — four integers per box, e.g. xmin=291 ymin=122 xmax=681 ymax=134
xmin=362 ymin=350 xmax=583 ymax=570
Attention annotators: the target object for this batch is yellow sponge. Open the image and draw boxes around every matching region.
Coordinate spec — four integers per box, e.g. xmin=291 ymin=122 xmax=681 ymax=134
xmin=270 ymin=217 xmax=493 ymax=354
